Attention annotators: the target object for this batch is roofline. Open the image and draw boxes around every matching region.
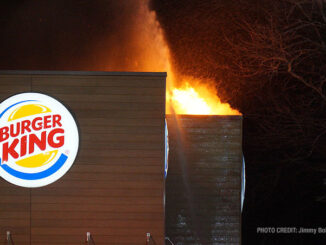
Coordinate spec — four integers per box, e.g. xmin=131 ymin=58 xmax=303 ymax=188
xmin=166 ymin=114 xmax=243 ymax=118
xmin=0 ymin=70 xmax=167 ymax=77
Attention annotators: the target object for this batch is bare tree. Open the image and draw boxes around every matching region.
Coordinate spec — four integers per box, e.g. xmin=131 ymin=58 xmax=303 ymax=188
xmin=208 ymin=0 xmax=326 ymax=163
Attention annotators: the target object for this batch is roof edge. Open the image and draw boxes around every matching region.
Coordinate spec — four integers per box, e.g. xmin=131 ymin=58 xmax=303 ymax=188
xmin=0 ymin=70 xmax=167 ymax=77
xmin=166 ymin=114 xmax=243 ymax=118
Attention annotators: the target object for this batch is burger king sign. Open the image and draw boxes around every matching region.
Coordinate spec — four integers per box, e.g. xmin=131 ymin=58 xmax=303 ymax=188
xmin=0 ymin=93 xmax=79 ymax=188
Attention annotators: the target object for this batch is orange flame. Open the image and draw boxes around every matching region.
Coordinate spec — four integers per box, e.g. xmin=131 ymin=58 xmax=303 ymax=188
xmin=103 ymin=1 xmax=241 ymax=115
xmin=171 ymin=85 xmax=211 ymax=115
xmin=168 ymin=81 xmax=239 ymax=115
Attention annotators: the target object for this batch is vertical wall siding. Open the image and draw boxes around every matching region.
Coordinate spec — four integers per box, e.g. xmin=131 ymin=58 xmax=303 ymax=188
xmin=166 ymin=115 xmax=242 ymax=245
xmin=0 ymin=75 xmax=32 ymax=245
xmin=0 ymin=73 xmax=166 ymax=245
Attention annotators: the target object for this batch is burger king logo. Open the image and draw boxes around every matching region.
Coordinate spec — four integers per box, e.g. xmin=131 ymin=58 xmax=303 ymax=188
xmin=0 ymin=93 xmax=79 ymax=188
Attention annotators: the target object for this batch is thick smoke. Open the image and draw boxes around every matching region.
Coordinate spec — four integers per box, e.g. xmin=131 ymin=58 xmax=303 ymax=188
xmin=0 ymin=0 xmax=166 ymax=72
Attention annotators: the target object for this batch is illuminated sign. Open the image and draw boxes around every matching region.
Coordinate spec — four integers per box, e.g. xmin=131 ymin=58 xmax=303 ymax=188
xmin=165 ymin=120 xmax=169 ymax=178
xmin=0 ymin=93 xmax=79 ymax=188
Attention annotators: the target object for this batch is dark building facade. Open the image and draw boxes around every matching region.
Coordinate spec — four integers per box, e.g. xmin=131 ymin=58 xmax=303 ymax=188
xmin=166 ymin=115 xmax=243 ymax=245
xmin=0 ymin=71 xmax=243 ymax=245
xmin=0 ymin=71 xmax=166 ymax=245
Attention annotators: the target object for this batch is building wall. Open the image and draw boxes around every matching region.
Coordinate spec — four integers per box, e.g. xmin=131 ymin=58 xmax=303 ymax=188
xmin=166 ymin=115 xmax=242 ymax=245
xmin=0 ymin=72 xmax=166 ymax=245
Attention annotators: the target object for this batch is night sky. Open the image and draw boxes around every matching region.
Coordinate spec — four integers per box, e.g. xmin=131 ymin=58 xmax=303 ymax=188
xmin=0 ymin=0 xmax=153 ymax=71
